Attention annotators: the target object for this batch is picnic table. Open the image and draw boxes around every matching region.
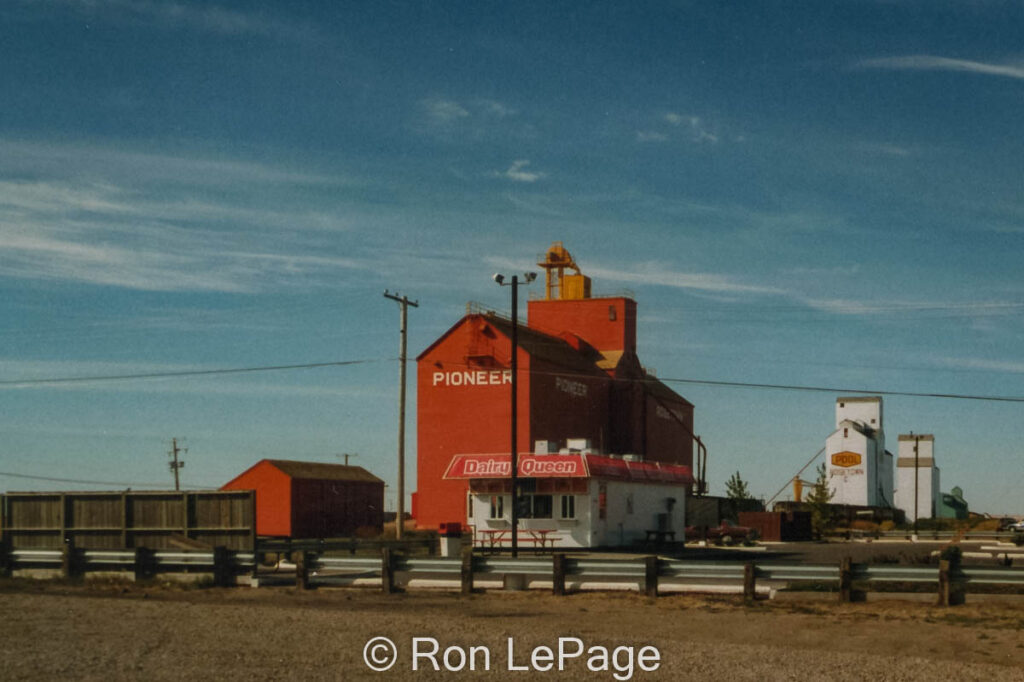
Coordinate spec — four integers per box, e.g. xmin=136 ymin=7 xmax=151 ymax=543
xmin=477 ymin=528 xmax=560 ymax=552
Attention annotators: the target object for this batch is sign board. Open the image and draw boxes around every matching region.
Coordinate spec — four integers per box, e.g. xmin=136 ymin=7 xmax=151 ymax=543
xmin=831 ymin=451 xmax=862 ymax=468
xmin=444 ymin=454 xmax=589 ymax=479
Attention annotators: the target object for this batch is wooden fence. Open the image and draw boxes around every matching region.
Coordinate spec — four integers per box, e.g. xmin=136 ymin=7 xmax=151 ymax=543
xmin=0 ymin=490 xmax=256 ymax=550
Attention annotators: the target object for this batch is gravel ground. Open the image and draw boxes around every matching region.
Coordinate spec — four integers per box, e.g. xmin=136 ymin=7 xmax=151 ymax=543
xmin=1 ymin=580 xmax=1023 ymax=681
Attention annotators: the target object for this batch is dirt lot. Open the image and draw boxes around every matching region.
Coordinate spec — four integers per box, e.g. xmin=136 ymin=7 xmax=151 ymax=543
xmin=1 ymin=579 xmax=1023 ymax=681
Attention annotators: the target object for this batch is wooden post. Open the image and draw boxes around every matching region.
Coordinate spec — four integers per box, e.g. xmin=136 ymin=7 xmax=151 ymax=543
xmin=838 ymin=557 xmax=852 ymax=603
xmin=134 ymin=546 xmax=156 ymax=582
xmin=552 ymin=553 xmax=566 ymax=596
xmin=937 ymin=559 xmax=950 ymax=606
xmin=644 ymin=555 xmax=659 ymax=598
xmin=0 ymin=536 xmax=11 ymax=578
xmin=743 ymin=561 xmax=756 ymax=602
xmin=0 ymin=535 xmax=11 ymax=578
xmin=295 ymin=550 xmax=311 ymax=590
xmin=61 ymin=536 xmax=81 ymax=580
xmin=937 ymin=559 xmax=965 ymax=606
xmin=213 ymin=546 xmax=234 ymax=587
xmin=248 ymin=491 xmax=257 ymax=554
xmin=460 ymin=548 xmax=474 ymax=595
xmin=120 ymin=491 xmax=129 ymax=549
xmin=381 ymin=548 xmax=395 ymax=594
xmin=250 ymin=538 xmax=261 ymax=585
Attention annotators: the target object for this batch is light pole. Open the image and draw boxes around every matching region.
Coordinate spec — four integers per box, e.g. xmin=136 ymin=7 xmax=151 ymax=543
xmin=493 ymin=271 xmax=537 ymax=557
xmin=913 ymin=433 xmax=920 ymax=537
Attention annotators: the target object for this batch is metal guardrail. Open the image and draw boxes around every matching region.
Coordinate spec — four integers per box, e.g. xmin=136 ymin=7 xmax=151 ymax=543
xmin=755 ymin=563 xmax=839 ymax=582
xmin=961 ymin=566 xmax=1024 ymax=585
xmin=860 ymin=530 xmax=1023 ymax=540
xmin=5 ymin=548 xmax=1024 ymax=604
xmin=260 ymin=537 xmax=437 ymax=555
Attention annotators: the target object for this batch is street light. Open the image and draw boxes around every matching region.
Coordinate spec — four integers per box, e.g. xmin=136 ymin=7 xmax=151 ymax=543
xmin=494 ymin=271 xmax=537 ymax=557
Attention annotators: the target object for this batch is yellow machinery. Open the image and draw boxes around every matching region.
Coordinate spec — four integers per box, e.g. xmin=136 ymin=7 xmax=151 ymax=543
xmin=537 ymin=241 xmax=592 ymax=300
xmin=792 ymin=476 xmax=815 ymax=503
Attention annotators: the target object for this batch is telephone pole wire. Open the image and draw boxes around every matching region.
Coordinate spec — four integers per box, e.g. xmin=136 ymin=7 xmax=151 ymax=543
xmin=384 ymin=290 xmax=418 ymax=540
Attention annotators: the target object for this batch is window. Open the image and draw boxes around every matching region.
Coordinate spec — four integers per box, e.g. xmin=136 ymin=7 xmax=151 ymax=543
xmin=560 ymin=495 xmax=576 ymax=519
xmin=608 ymin=305 xmax=617 ymax=321
xmin=467 ymin=492 xmax=474 ymax=519
xmin=517 ymin=494 xmax=553 ymax=519
xmin=626 ymin=493 xmax=634 ymax=515
xmin=489 ymin=495 xmax=504 ymax=519
xmin=531 ymin=494 xmax=553 ymax=519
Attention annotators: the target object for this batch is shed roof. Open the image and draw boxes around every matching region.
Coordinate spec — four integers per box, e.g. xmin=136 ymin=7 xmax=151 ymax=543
xmin=264 ymin=459 xmax=384 ymax=483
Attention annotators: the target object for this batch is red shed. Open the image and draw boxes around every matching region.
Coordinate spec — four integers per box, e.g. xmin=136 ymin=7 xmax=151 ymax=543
xmin=221 ymin=459 xmax=384 ymax=538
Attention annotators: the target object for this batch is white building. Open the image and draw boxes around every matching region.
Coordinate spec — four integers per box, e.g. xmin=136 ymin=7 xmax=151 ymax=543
xmin=894 ymin=434 xmax=940 ymax=522
xmin=824 ymin=397 xmax=894 ymax=508
xmin=448 ymin=452 xmax=690 ymax=549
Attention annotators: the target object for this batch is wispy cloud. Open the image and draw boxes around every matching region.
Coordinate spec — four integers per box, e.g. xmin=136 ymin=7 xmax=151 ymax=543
xmin=856 ymin=55 xmax=1024 ymax=81
xmin=496 ymin=159 xmax=546 ymax=183
xmin=931 ymin=356 xmax=1024 ymax=374
xmin=20 ymin=0 xmax=315 ymax=40
xmin=783 ymin=264 xmax=862 ymax=277
xmin=0 ymin=138 xmax=353 ymax=188
xmin=855 ymin=142 xmax=913 ymax=158
xmin=636 ymin=131 xmax=668 ymax=143
xmin=419 ymin=97 xmax=520 ymax=128
xmin=421 ymin=97 xmax=470 ymax=123
xmin=586 ymin=263 xmax=785 ymax=296
xmin=477 ymin=99 xmax=517 ymax=117
xmin=664 ymin=112 xmax=719 ymax=143
xmin=0 ymin=142 xmax=367 ymax=292
xmin=0 ymin=359 xmax=383 ymax=395
xmin=799 ymin=297 xmax=1024 ymax=318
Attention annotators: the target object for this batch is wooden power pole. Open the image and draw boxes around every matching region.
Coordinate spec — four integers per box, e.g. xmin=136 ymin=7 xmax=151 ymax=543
xmin=168 ymin=438 xmax=186 ymax=491
xmin=384 ymin=291 xmax=418 ymax=540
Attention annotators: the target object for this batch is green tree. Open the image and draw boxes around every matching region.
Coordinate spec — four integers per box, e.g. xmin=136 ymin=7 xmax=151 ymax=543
xmin=805 ymin=463 xmax=835 ymax=538
xmin=725 ymin=471 xmax=752 ymax=501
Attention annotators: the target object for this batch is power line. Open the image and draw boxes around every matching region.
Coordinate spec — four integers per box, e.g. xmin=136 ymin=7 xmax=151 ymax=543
xmin=655 ymin=376 xmax=1024 ymax=404
xmin=0 ymin=358 xmax=388 ymax=387
xmin=3 ymin=343 xmax=1022 ymax=405
xmin=422 ymin=352 xmax=1024 ymax=405
xmin=0 ymin=470 xmax=214 ymax=489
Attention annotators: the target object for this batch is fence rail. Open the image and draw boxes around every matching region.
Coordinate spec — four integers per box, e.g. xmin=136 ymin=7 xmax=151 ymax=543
xmin=847 ymin=529 xmax=1023 ymax=541
xmin=4 ymin=543 xmax=1024 ymax=606
xmin=290 ymin=553 xmax=1024 ymax=605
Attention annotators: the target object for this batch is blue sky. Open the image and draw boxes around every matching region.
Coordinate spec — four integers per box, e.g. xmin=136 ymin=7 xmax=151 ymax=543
xmin=1 ymin=1 xmax=1022 ymax=515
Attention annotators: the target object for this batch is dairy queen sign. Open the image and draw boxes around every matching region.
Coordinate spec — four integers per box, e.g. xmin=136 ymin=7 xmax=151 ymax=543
xmin=444 ymin=454 xmax=588 ymax=479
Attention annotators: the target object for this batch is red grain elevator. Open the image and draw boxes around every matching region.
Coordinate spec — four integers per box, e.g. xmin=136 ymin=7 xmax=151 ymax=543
xmin=414 ymin=242 xmax=699 ymax=530
xmin=222 ymin=459 xmax=385 ymax=538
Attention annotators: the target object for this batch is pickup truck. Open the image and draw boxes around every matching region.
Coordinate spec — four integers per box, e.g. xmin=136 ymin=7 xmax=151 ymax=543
xmin=685 ymin=521 xmax=756 ymax=545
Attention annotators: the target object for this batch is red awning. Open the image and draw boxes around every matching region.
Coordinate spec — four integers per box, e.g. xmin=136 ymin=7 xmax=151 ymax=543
xmin=443 ymin=453 xmax=692 ymax=485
